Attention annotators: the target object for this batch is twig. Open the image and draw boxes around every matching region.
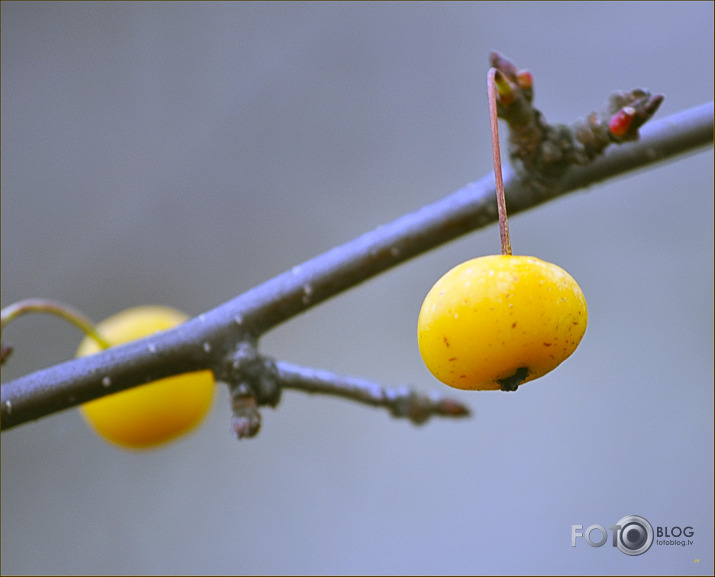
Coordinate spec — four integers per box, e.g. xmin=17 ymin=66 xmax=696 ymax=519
xmin=1 ymin=102 xmax=712 ymax=431
xmin=489 ymin=51 xmax=664 ymax=189
xmin=275 ymin=361 xmax=470 ymax=425
xmin=1 ymin=299 xmax=112 ymax=365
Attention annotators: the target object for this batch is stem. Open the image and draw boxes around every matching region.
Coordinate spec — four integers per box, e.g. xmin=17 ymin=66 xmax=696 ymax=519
xmin=1 ymin=103 xmax=712 ymax=430
xmin=487 ymin=68 xmax=512 ymax=256
xmin=1 ymin=299 xmax=112 ymax=350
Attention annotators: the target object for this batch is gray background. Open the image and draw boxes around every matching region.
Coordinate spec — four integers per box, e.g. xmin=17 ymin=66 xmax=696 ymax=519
xmin=2 ymin=2 xmax=712 ymax=575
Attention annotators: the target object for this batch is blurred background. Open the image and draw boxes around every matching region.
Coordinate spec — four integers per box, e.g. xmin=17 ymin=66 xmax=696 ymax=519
xmin=1 ymin=2 xmax=712 ymax=575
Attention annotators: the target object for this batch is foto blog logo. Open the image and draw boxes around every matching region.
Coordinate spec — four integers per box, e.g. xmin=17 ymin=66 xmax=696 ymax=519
xmin=571 ymin=515 xmax=654 ymax=556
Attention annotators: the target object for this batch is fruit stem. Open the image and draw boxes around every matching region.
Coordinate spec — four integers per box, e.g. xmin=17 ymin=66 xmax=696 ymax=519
xmin=1 ymin=298 xmax=112 ymax=351
xmin=487 ymin=68 xmax=512 ymax=256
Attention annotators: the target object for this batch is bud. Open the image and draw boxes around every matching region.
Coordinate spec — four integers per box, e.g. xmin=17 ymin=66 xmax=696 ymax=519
xmin=494 ymin=70 xmax=516 ymax=105
xmin=516 ymin=69 xmax=533 ymax=90
xmin=609 ymin=106 xmax=636 ymax=139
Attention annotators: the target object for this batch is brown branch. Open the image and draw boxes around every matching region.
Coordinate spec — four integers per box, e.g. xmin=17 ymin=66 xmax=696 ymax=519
xmin=275 ymin=361 xmax=471 ymax=426
xmin=1 ymin=69 xmax=711 ymax=434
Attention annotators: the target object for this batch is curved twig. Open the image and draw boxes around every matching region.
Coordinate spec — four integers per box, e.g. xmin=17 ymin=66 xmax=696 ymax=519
xmin=1 ymin=299 xmax=112 ymax=363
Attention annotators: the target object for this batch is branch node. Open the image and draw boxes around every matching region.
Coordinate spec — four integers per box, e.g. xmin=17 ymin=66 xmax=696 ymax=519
xmin=217 ymin=341 xmax=282 ymax=439
xmin=230 ymin=387 xmax=262 ymax=439
xmin=489 ymin=51 xmax=664 ymax=195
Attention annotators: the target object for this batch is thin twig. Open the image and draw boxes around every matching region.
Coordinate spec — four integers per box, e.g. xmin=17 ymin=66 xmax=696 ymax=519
xmin=1 ymin=299 xmax=112 ymax=360
xmin=275 ymin=361 xmax=470 ymax=425
xmin=1 ymin=103 xmax=712 ymax=431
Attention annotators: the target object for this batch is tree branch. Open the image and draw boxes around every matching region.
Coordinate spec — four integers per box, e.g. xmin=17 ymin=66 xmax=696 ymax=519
xmin=1 ymin=102 xmax=712 ymax=431
xmin=275 ymin=361 xmax=471 ymax=425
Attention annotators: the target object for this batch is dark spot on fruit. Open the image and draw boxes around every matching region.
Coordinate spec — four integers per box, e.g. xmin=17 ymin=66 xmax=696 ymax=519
xmin=543 ymin=342 xmax=552 ymax=347
xmin=511 ymin=322 xmax=517 ymax=328
xmin=448 ymin=357 xmax=457 ymax=362
xmin=443 ymin=336 xmax=450 ymax=347
xmin=498 ymin=367 xmax=529 ymax=392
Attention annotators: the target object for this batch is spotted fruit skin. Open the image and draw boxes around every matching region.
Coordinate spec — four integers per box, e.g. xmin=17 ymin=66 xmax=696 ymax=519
xmin=417 ymin=255 xmax=587 ymax=391
xmin=77 ymin=306 xmax=215 ymax=449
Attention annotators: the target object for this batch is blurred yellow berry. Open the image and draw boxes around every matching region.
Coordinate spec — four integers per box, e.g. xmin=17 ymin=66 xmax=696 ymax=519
xmin=77 ymin=306 xmax=215 ymax=449
xmin=417 ymin=255 xmax=587 ymax=391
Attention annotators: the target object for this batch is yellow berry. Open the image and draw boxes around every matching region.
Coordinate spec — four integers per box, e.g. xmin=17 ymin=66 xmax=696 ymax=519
xmin=417 ymin=255 xmax=587 ymax=391
xmin=77 ymin=306 xmax=215 ymax=449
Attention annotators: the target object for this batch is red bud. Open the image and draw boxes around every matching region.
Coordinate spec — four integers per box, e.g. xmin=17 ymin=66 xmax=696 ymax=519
xmin=516 ymin=69 xmax=533 ymax=90
xmin=609 ymin=106 xmax=636 ymax=138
